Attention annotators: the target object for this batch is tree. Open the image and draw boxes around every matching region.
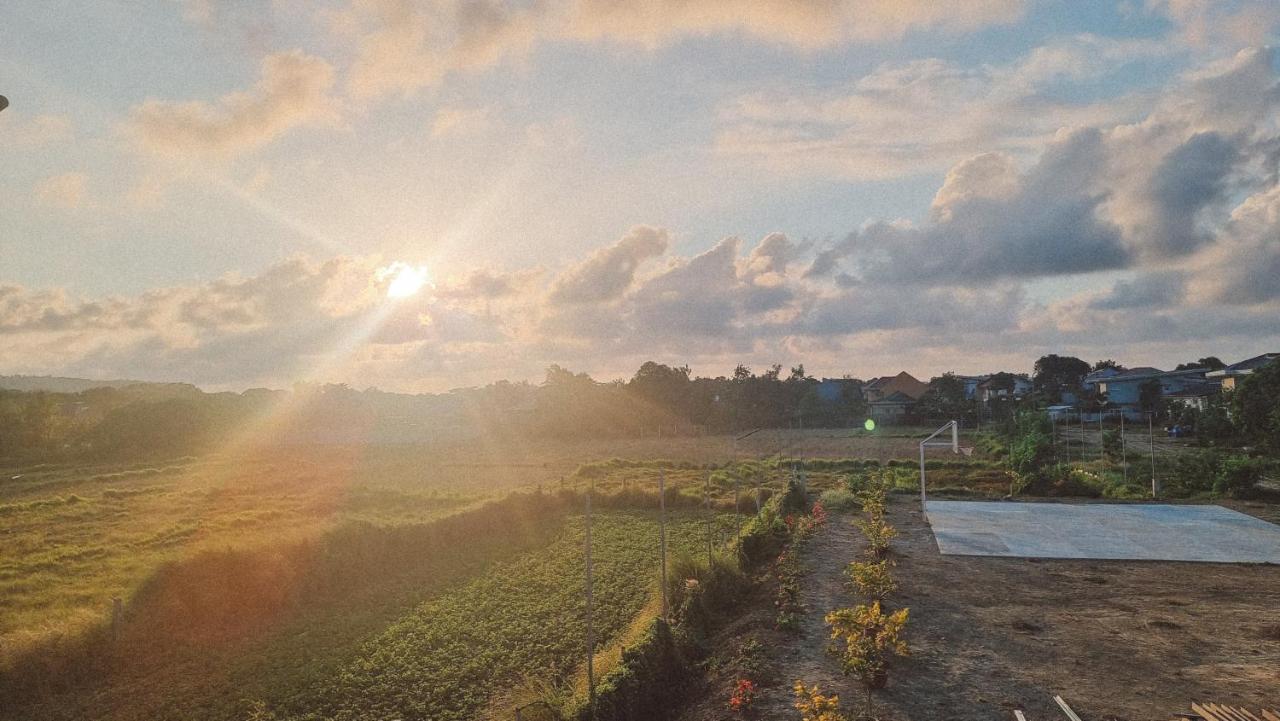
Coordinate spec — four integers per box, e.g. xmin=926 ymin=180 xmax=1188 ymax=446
xmin=1092 ymin=359 xmax=1122 ymax=371
xmin=1233 ymin=359 xmax=1280 ymax=451
xmin=1032 ymin=355 xmax=1091 ymax=402
xmin=1138 ymin=378 xmax=1163 ymax=414
xmin=914 ymin=373 xmax=967 ymax=420
xmin=1175 ymin=357 xmax=1226 ymax=371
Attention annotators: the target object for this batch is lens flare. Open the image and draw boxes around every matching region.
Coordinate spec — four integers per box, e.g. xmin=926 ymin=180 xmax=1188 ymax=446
xmin=381 ymin=263 xmax=429 ymax=299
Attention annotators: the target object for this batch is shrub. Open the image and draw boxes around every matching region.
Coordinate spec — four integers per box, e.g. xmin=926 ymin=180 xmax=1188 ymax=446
xmin=793 ymin=681 xmax=849 ymax=721
xmin=728 ymin=678 xmax=758 ymax=715
xmin=825 ymin=602 xmax=909 ymax=719
xmin=845 ymin=560 xmax=896 ymax=602
xmin=1215 ymin=455 xmax=1269 ymax=498
xmin=855 ymin=517 xmax=897 ymax=557
xmin=1164 ymin=449 xmax=1268 ymax=498
xmin=780 ymin=475 xmax=809 ymax=514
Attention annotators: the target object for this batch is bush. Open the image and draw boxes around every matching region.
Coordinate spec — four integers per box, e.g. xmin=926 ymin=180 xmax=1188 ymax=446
xmin=1215 ymin=456 xmax=1269 ymax=497
xmin=779 ymin=475 xmax=809 ymax=514
xmin=818 ymin=488 xmax=858 ymax=511
xmin=1163 ymin=449 xmax=1268 ymax=498
xmin=793 ymin=682 xmax=850 ymax=721
xmin=845 ymin=560 xmax=896 ymax=601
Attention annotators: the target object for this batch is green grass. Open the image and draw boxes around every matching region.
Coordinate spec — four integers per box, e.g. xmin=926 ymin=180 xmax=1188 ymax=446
xmin=265 ymin=510 xmax=735 ymax=721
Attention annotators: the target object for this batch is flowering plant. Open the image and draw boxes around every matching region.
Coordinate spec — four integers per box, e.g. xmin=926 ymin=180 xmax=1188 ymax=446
xmin=728 ymin=678 xmax=758 ymax=713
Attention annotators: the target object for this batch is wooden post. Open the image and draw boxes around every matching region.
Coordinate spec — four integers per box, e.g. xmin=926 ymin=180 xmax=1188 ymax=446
xmin=585 ymin=483 xmax=595 ymax=716
xmin=111 ymin=597 xmax=123 ymax=641
xmin=658 ymin=470 xmax=668 ymax=619
xmin=1149 ymin=412 xmax=1157 ymax=498
xmin=704 ymin=473 xmax=713 ymax=567
xmin=734 ymin=476 xmax=741 ymax=538
xmin=1120 ymin=410 xmax=1128 ymax=485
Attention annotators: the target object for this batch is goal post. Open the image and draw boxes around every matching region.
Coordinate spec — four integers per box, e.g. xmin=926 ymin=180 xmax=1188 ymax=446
xmin=919 ymin=420 xmax=959 ymax=507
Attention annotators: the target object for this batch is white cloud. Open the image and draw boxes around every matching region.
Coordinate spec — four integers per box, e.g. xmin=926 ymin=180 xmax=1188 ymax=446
xmin=1 ymin=113 xmax=73 ymax=148
xmin=127 ymin=50 xmax=339 ymax=156
xmin=333 ymin=0 xmax=1025 ymax=100
xmin=715 ymin=34 xmax=1175 ymax=180
xmin=34 ymin=172 xmax=89 ymax=209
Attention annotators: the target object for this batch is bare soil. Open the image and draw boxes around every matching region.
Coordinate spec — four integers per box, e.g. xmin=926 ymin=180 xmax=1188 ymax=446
xmin=679 ymin=499 xmax=1280 ymax=721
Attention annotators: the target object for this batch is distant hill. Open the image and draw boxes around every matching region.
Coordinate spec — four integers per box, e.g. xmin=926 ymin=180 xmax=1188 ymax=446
xmin=0 ymin=375 xmax=155 ymax=393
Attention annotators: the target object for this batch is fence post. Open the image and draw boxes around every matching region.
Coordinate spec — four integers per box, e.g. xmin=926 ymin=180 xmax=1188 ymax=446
xmin=1120 ymin=411 xmax=1128 ymax=485
xmin=1149 ymin=412 xmax=1157 ymax=498
xmin=111 ymin=597 xmax=123 ymax=641
xmin=585 ymin=482 xmax=595 ymax=717
xmin=659 ymin=469 xmax=668 ymax=619
xmin=704 ymin=473 xmax=713 ymax=567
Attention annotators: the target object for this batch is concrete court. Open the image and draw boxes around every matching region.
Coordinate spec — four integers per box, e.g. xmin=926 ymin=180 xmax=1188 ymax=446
xmin=925 ymin=500 xmax=1280 ymax=563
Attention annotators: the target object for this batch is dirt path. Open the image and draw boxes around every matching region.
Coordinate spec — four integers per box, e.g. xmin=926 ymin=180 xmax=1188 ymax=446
xmin=750 ymin=511 xmax=866 ymax=718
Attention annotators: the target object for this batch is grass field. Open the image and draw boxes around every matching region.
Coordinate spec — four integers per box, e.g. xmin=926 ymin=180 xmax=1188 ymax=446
xmin=0 ymin=429 xmax=987 ymax=721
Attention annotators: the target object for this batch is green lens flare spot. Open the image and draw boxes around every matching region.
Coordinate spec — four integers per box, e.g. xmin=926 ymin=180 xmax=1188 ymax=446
xmin=864 ymin=419 xmax=876 ymax=431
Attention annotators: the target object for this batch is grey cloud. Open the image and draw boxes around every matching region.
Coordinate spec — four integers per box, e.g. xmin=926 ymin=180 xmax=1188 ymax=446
xmin=1088 ymin=273 xmax=1186 ymax=310
xmin=547 ymin=225 xmax=669 ymax=305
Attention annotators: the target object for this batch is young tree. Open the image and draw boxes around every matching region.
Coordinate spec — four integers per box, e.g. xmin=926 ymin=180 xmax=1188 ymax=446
xmin=826 ymin=603 xmax=910 ymax=718
xmin=1032 ymin=355 xmax=1091 ymax=402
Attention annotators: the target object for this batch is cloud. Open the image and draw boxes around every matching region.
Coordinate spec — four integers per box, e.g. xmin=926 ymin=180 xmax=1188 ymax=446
xmin=547 ymin=225 xmax=669 ymax=304
xmin=1 ymin=113 xmax=73 ymax=148
xmin=715 ymin=34 xmax=1175 ymax=180
xmin=429 ymin=105 xmax=491 ymax=137
xmin=1088 ymin=272 xmax=1186 ymax=310
xmin=334 ymin=0 xmax=1024 ymax=100
xmin=127 ymin=50 xmax=339 ymax=156
xmin=806 ymin=47 xmax=1280 ymax=285
xmin=34 ymin=172 xmax=89 ymax=209
xmin=340 ymin=0 xmax=539 ymax=100
xmin=562 ymin=0 xmax=1024 ymax=47
xmin=1147 ymin=0 xmax=1280 ymax=50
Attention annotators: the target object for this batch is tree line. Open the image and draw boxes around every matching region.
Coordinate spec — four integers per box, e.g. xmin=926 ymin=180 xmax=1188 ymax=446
xmin=3 ymin=354 xmax=1277 ymax=461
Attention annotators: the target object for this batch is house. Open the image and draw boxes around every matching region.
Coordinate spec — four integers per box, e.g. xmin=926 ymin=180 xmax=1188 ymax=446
xmin=863 ymin=371 xmax=928 ymax=422
xmin=1205 ymin=353 xmax=1279 ymax=391
xmin=975 ymin=372 xmax=1032 ymax=402
xmin=1046 ymin=404 xmax=1075 ymax=421
xmin=1096 ymin=367 xmax=1217 ymax=417
xmin=1082 ymin=367 xmax=1123 ymax=391
xmin=954 ymin=375 xmax=989 ymax=401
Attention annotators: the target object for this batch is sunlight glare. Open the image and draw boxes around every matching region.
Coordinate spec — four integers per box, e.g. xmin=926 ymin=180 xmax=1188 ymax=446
xmin=381 ymin=262 xmax=430 ymax=299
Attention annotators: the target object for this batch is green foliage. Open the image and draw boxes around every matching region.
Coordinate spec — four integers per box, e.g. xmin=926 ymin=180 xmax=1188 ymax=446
xmin=1164 ymin=449 xmax=1270 ymax=498
xmin=817 ymin=488 xmax=858 ymax=511
xmin=1233 ymin=359 xmax=1280 ymax=451
xmin=1008 ymin=412 xmax=1053 ymax=474
xmin=779 ymin=474 xmax=809 ymax=514
xmin=825 ymin=603 xmax=909 ymax=717
xmin=845 ymin=560 xmax=896 ymax=601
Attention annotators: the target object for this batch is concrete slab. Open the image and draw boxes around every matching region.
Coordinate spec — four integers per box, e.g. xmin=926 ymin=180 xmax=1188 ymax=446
xmin=925 ymin=500 xmax=1280 ymax=563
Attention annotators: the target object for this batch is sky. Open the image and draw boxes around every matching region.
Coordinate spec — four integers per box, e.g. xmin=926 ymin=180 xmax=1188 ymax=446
xmin=1 ymin=0 xmax=1279 ymax=392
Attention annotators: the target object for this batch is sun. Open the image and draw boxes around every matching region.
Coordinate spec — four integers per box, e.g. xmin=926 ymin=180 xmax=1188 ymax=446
xmin=381 ymin=262 xmax=429 ymax=299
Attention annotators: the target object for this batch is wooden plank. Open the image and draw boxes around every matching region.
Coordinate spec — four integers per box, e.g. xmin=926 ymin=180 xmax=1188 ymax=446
xmin=1015 ymin=711 xmax=1028 ymax=721
xmin=1208 ymin=704 xmax=1247 ymax=721
xmin=1054 ymin=696 xmax=1085 ymax=721
xmin=1260 ymin=711 xmax=1280 ymax=721
xmin=1193 ymin=703 xmax=1226 ymax=721
xmin=1236 ymin=708 xmax=1265 ymax=721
